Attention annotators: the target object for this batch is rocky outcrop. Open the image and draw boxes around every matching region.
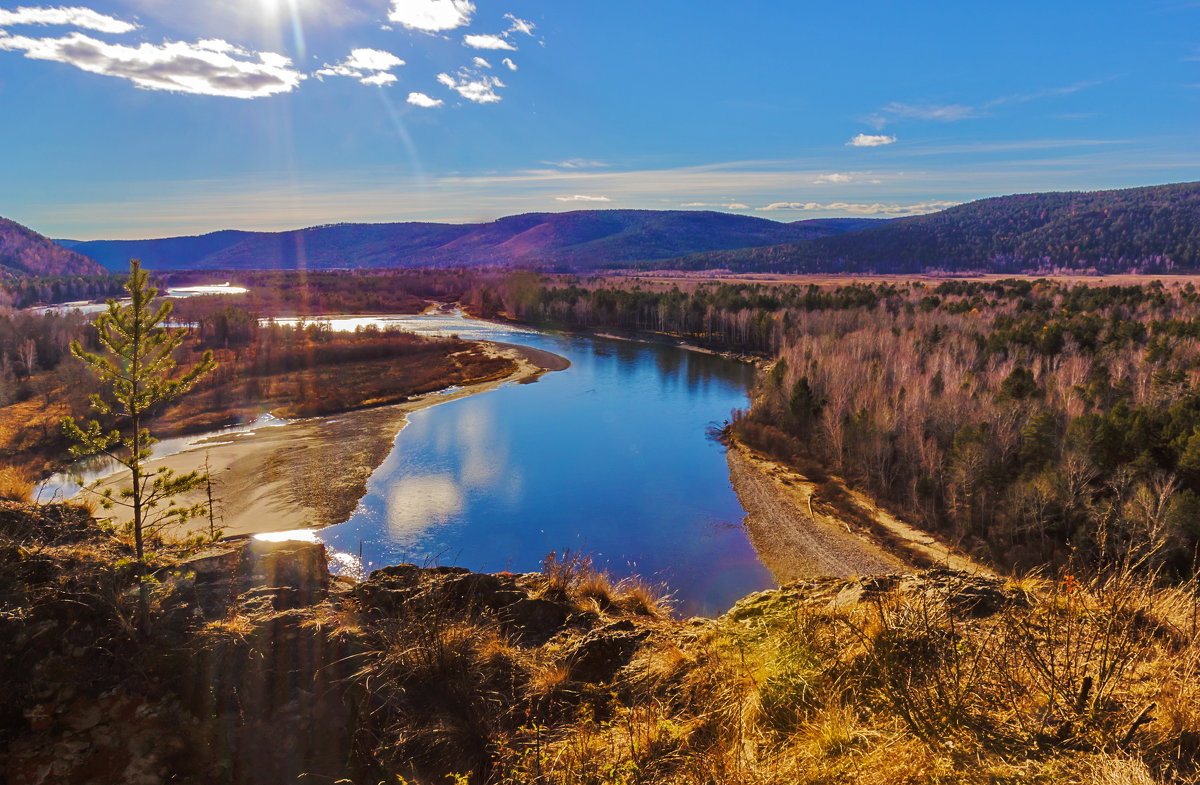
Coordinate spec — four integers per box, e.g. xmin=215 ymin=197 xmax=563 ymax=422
xmin=725 ymin=567 xmax=1029 ymax=625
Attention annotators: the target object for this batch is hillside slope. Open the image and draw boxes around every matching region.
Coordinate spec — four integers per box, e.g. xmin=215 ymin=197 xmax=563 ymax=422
xmin=64 ymin=212 xmax=880 ymax=271
xmin=0 ymin=217 xmax=104 ymax=277
xmin=666 ymin=181 xmax=1200 ymax=273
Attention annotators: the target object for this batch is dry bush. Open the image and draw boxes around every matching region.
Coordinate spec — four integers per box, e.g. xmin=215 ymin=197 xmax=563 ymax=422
xmin=0 ymin=466 xmax=33 ymax=502
xmin=613 ymin=576 xmax=672 ymax=619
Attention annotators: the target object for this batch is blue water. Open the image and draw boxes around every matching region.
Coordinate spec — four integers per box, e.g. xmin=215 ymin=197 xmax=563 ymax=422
xmin=313 ymin=313 xmax=772 ymax=616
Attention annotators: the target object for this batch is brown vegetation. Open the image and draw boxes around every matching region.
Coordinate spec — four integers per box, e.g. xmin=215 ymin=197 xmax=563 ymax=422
xmin=0 ymin=285 xmax=515 ymax=480
xmin=7 ymin=503 xmax=1200 ymax=783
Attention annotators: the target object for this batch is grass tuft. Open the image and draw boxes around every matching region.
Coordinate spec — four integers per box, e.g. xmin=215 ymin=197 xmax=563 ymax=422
xmin=0 ymin=466 xmax=34 ymax=502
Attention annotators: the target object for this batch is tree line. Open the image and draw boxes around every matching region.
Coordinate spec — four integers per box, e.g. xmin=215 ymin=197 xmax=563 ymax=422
xmin=486 ymin=274 xmax=1200 ymax=576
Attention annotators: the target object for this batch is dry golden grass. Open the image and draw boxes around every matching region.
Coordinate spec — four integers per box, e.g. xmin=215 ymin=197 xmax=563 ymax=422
xmin=0 ymin=466 xmax=33 ymax=502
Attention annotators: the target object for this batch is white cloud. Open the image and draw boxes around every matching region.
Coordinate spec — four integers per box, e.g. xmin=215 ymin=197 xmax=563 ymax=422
xmin=387 ymin=0 xmax=474 ymax=32
xmin=541 ymin=158 xmax=608 ymax=169
xmin=315 ymin=47 xmax=404 ymax=85
xmin=342 ymin=48 xmax=404 ymax=72
xmin=0 ymin=5 xmax=137 ymax=34
xmin=681 ymin=202 xmax=750 ymax=210
xmin=847 ymin=133 xmax=897 ymax=147
xmin=471 ymin=55 xmax=490 ymax=68
xmin=407 ymin=91 xmax=442 ymax=107
xmin=0 ymin=31 xmax=304 ymax=98
xmin=813 ymin=173 xmax=853 ymax=184
xmin=463 ymin=33 xmax=514 ymax=50
xmin=756 ymin=200 xmax=958 ymax=215
xmin=359 ymin=72 xmax=397 ymax=86
xmin=436 ymin=69 xmax=504 ymax=102
xmin=501 ymin=57 xmax=516 ymax=71
xmin=555 ymin=194 xmax=611 ymax=202
xmin=504 ymin=13 xmax=535 ymax=36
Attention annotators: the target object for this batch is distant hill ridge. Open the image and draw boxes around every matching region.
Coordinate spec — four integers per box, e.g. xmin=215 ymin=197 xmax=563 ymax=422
xmin=57 ymin=211 xmax=882 ymax=272
xmin=665 ymin=181 xmax=1200 ymax=273
xmin=0 ymin=217 xmax=104 ymax=278
xmin=21 ymin=181 xmax=1200 ymax=275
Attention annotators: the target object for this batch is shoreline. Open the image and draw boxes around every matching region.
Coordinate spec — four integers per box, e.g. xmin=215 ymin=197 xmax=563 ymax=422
xmin=727 ymin=441 xmax=989 ymax=581
xmin=84 ymin=342 xmax=568 ymax=539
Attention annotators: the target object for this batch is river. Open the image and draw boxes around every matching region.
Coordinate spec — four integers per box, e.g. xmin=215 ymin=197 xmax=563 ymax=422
xmin=38 ymin=308 xmax=773 ymax=616
xmin=298 ymin=312 xmax=771 ymax=616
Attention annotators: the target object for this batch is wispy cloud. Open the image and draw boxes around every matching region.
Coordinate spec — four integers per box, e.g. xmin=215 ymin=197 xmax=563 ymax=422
xmin=0 ymin=32 xmax=303 ymax=98
xmin=407 ymin=91 xmax=442 ymax=107
xmin=463 ymin=33 xmax=515 ymax=50
xmin=436 ymin=68 xmax=504 ymax=102
xmin=868 ymin=81 xmax=1106 ymax=129
xmin=32 ymin=149 xmax=1186 ymax=238
xmin=387 ymin=0 xmax=474 ymax=32
xmin=471 ymin=55 xmax=490 ymax=68
xmin=847 ymin=133 xmax=897 ymax=147
xmin=902 ymin=138 xmax=1128 ymax=156
xmin=501 ymin=57 xmax=517 ymax=71
xmin=878 ymin=102 xmax=978 ymax=123
xmin=813 ymin=173 xmax=853 ymax=184
xmin=0 ymin=5 xmax=137 ymax=33
xmin=985 ymin=80 xmax=1104 ymax=108
xmin=542 ymin=158 xmax=608 ymax=169
xmin=555 ymin=194 xmax=611 ymax=202
xmin=757 ymin=200 xmax=959 ymax=215
xmin=315 ymin=48 xmax=404 ymax=86
xmin=681 ymin=202 xmax=750 ymax=210
xmin=504 ymin=13 xmax=535 ymax=36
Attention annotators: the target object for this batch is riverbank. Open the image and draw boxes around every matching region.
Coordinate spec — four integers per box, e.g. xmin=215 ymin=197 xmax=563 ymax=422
xmin=86 ymin=342 xmax=568 ymax=538
xmin=727 ymin=441 xmax=989 ymax=580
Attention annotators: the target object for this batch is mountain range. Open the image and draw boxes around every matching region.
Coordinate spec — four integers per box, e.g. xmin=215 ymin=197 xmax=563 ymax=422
xmin=666 ymin=181 xmax=1200 ymax=273
xmin=7 ymin=181 xmax=1200 ymax=278
xmin=55 ymin=212 xmax=882 ymax=272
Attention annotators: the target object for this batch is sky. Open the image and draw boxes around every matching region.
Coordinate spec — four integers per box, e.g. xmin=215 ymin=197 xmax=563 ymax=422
xmin=0 ymin=0 xmax=1198 ymax=239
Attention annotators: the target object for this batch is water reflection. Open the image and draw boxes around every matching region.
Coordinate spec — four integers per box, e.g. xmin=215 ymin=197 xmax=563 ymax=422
xmin=385 ymin=475 xmax=463 ymax=547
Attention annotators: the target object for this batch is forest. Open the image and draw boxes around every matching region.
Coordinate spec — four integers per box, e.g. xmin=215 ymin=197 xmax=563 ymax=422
xmin=15 ymin=270 xmax=1200 ymax=577
xmin=490 ymin=275 xmax=1200 ymax=576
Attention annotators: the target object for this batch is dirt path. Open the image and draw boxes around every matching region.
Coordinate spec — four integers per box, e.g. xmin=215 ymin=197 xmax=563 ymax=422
xmin=728 ymin=443 xmax=991 ymax=582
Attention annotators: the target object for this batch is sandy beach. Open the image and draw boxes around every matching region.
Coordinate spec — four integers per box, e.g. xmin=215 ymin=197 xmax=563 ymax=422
xmin=86 ymin=342 xmax=569 ymax=540
xmin=727 ymin=442 xmax=988 ymax=580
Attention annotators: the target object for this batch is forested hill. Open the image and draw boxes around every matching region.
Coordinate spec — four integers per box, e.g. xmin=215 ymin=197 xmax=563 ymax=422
xmin=0 ymin=217 xmax=104 ymax=278
xmin=60 ymin=212 xmax=882 ymax=272
xmin=664 ymin=181 xmax=1200 ymax=273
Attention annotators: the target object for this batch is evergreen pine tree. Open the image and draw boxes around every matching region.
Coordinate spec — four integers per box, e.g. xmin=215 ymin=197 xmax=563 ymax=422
xmin=62 ymin=259 xmax=217 ymax=562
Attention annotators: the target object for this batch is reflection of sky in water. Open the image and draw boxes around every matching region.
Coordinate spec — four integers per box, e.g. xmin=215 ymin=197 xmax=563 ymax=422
xmin=317 ymin=313 xmax=770 ymax=617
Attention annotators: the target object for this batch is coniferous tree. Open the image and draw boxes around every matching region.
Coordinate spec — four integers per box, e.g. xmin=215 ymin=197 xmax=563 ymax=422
xmin=62 ymin=259 xmax=216 ymax=562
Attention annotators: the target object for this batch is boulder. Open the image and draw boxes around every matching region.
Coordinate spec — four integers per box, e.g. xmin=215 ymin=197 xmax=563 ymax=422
xmin=500 ymin=598 xmax=573 ymax=641
xmin=246 ymin=539 xmax=329 ymax=594
xmin=567 ymin=620 xmax=649 ymax=683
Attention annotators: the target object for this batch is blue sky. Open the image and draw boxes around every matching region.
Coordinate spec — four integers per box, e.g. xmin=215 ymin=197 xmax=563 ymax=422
xmin=1 ymin=0 xmax=1198 ymax=239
